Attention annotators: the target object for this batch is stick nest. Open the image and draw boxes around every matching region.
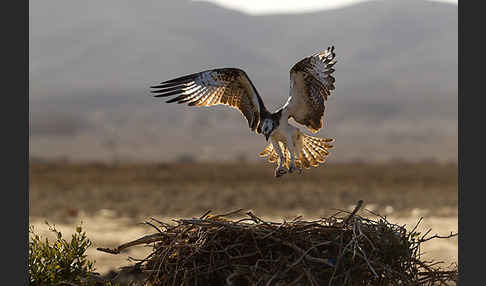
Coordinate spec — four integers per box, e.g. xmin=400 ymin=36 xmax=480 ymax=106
xmin=98 ymin=202 xmax=457 ymax=286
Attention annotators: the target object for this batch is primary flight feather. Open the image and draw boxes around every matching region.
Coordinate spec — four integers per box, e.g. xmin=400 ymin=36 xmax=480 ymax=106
xmin=151 ymin=46 xmax=337 ymax=177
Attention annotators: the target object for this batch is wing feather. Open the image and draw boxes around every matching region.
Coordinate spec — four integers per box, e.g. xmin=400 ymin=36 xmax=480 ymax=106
xmin=151 ymin=68 xmax=267 ymax=132
xmin=286 ymin=46 xmax=337 ymax=133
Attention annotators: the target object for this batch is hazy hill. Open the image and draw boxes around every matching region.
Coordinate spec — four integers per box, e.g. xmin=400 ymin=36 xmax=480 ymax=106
xmin=29 ymin=0 xmax=458 ymax=163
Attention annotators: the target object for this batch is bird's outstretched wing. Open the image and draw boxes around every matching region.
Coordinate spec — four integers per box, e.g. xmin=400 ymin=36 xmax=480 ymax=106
xmin=151 ymin=68 xmax=267 ymax=132
xmin=286 ymin=46 xmax=336 ymax=133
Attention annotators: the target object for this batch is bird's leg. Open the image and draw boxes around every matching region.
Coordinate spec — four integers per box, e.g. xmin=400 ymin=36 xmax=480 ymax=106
xmin=271 ymin=138 xmax=287 ymax=178
xmin=286 ymin=133 xmax=296 ymax=173
xmin=293 ymin=133 xmax=304 ymax=175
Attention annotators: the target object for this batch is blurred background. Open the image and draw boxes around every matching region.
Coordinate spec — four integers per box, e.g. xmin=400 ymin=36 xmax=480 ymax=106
xmin=30 ymin=0 xmax=457 ymax=163
xmin=29 ymin=0 xmax=458 ymax=273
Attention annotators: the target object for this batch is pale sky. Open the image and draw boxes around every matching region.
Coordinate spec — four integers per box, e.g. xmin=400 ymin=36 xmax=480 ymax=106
xmin=194 ymin=0 xmax=457 ymax=15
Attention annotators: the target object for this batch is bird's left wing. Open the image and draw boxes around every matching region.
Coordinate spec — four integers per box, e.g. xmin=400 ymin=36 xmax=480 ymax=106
xmin=151 ymin=68 xmax=266 ymax=132
xmin=286 ymin=46 xmax=337 ymax=133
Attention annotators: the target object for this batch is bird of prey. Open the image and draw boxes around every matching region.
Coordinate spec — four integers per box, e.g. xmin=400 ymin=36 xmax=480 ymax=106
xmin=151 ymin=46 xmax=337 ymax=177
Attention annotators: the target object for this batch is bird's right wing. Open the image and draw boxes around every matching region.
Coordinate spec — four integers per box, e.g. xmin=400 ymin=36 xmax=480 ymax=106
xmin=286 ymin=46 xmax=337 ymax=133
xmin=151 ymin=68 xmax=267 ymax=132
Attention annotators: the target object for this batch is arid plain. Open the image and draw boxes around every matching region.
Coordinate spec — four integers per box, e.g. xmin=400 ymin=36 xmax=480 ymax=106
xmin=29 ymin=161 xmax=458 ymax=274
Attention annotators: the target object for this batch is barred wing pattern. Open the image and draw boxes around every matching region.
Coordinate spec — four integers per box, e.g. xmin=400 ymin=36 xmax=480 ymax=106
xmin=259 ymin=131 xmax=334 ymax=170
xmin=151 ymin=68 xmax=266 ymax=131
xmin=287 ymin=46 xmax=337 ymax=133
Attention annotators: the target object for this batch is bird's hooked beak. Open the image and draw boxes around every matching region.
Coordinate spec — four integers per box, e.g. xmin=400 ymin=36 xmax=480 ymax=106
xmin=265 ymin=134 xmax=270 ymax=142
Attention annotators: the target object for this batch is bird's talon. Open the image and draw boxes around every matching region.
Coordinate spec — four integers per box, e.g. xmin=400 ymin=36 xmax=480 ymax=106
xmin=288 ymin=165 xmax=296 ymax=173
xmin=275 ymin=167 xmax=288 ymax=178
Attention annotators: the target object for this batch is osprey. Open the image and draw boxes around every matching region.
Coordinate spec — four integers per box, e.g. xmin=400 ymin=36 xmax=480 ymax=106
xmin=151 ymin=46 xmax=337 ymax=177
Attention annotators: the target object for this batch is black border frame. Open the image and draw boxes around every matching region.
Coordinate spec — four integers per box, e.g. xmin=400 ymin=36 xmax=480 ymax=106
xmin=10 ymin=0 xmax=29 ymax=283
xmin=21 ymin=1 xmax=466 ymax=285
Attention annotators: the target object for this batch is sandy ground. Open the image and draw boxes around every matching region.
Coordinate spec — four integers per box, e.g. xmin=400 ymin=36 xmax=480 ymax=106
xmin=29 ymin=209 xmax=458 ymax=275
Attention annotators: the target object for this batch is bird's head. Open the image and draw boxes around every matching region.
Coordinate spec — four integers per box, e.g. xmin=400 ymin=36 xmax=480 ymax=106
xmin=262 ymin=118 xmax=274 ymax=141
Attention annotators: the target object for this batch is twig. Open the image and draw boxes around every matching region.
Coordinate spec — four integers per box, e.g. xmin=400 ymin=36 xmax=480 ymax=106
xmin=344 ymin=200 xmax=364 ymax=225
xmin=420 ymin=232 xmax=458 ymax=243
xmin=97 ymin=233 xmax=168 ymax=254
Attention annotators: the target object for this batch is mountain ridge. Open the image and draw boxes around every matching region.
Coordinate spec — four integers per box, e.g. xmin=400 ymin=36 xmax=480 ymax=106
xmin=29 ymin=0 xmax=458 ymax=163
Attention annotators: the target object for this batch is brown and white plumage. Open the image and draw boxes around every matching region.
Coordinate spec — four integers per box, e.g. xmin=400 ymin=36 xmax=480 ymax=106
xmin=259 ymin=130 xmax=334 ymax=171
xmin=285 ymin=46 xmax=336 ymax=133
xmin=151 ymin=46 xmax=337 ymax=177
xmin=151 ymin=68 xmax=269 ymax=132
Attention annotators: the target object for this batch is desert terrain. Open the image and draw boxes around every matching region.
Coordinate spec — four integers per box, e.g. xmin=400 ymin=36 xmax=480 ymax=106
xmin=29 ymin=161 xmax=458 ymax=274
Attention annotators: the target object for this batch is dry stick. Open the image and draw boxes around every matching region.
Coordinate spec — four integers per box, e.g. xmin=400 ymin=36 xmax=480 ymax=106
xmin=157 ymin=224 xmax=196 ymax=279
xmin=214 ymin=208 xmax=245 ymax=218
xmin=265 ymin=272 xmax=280 ymax=286
xmin=410 ymin=217 xmax=424 ymax=234
xmin=145 ymin=220 xmax=164 ymax=234
xmin=132 ymin=241 xmax=168 ymax=268
xmin=246 ymin=211 xmax=275 ymax=229
xmin=420 ymin=228 xmax=433 ymax=242
xmin=340 ymin=224 xmax=380 ymax=280
xmin=288 ymin=241 xmax=332 ymax=268
xmin=351 ymin=220 xmax=379 ymax=276
xmin=261 ymin=220 xmax=287 ymax=239
xmin=199 ymin=209 xmax=212 ymax=219
xmin=414 ymin=258 xmax=456 ymax=285
xmin=269 ymin=236 xmax=334 ymax=267
xmin=287 ymin=273 xmax=306 ymax=286
xmin=303 ymin=265 xmax=317 ymax=286
xmin=344 ymin=200 xmax=364 ymax=225
xmin=181 ymin=218 xmax=248 ymax=230
xmin=291 ymin=215 xmax=303 ymax=223
xmin=356 ymin=243 xmax=379 ymax=278
xmin=233 ymin=218 xmax=260 ymax=224
xmin=97 ymin=233 xmax=166 ymax=254
xmin=150 ymin=217 xmax=173 ymax=230
xmin=328 ymin=228 xmax=349 ymax=286
xmin=351 ymin=220 xmax=359 ymax=260
xmin=420 ymin=232 xmax=458 ymax=243
xmin=354 ymin=219 xmax=377 ymax=251
xmin=225 ymin=272 xmax=240 ymax=285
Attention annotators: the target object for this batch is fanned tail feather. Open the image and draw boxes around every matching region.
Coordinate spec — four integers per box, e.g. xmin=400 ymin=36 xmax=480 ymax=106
xmin=259 ymin=133 xmax=334 ymax=172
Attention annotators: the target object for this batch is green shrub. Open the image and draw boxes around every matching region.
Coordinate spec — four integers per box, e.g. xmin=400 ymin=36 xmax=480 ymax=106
xmin=29 ymin=222 xmax=97 ymax=285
